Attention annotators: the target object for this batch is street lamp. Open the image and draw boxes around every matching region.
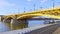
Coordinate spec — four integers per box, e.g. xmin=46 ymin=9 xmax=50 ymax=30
xmin=33 ymin=4 xmax=35 ymax=11
xmin=24 ymin=7 xmax=26 ymax=13
xmin=52 ymin=0 xmax=55 ymax=9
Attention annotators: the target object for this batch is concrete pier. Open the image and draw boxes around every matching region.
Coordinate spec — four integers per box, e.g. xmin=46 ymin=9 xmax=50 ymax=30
xmin=3 ymin=19 xmax=11 ymax=23
xmin=3 ymin=19 xmax=28 ymax=24
xmin=0 ymin=17 xmax=1 ymax=22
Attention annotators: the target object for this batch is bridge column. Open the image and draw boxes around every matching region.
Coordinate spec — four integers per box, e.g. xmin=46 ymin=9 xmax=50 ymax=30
xmin=3 ymin=18 xmax=28 ymax=24
xmin=3 ymin=19 xmax=11 ymax=23
xmin=10 ymin=19 xmax=28 ymax=24
xmin=0 ymin=17 xmax=1 ymax=22
xmin=3 ymin=19 xmax=5 ymax=23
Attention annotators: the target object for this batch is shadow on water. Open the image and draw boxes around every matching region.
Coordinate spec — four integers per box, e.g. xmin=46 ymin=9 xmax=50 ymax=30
xmin=0 ymin=20 xmax=45 ymax=32
xmin=5 ymin=22 xmax=28 ymax=30
xmin=0 ymin=21 xmax=28 ymax=32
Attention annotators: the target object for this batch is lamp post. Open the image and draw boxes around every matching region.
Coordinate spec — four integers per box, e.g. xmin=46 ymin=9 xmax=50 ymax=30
xmin=52 ymin=0 xmax=54 ymax=9
xmin=33 ymin=4 xmax=35 ymax=11
xmin=24 ymin=7 xmax=26 ymax=13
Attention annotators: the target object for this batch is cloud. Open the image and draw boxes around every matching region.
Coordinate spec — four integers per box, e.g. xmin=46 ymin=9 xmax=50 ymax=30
xmin=0 ymin=0 xmax=15 ymax=8
xmin=40 ymin=0 xmax=48 ymax=3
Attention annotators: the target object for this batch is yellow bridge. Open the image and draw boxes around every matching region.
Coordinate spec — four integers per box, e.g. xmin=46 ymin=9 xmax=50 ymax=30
xmin=0 ymin=7 xmax=60 ymax=24
xmin=1 ymin=7 xmax=60 ymax=34
xmin=3 ymin=7 xmax=60 ymax=20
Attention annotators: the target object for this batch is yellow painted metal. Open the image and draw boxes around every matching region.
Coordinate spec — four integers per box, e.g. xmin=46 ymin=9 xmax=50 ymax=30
xmin=17 ymin=8 xmax=60 ymax=19
xmin=3 ymin=7 xmax=60 ymax=19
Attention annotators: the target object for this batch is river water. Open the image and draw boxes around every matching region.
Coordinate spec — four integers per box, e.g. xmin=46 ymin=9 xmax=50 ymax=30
xmin=0 ymin=20 xmax=45 ymax=32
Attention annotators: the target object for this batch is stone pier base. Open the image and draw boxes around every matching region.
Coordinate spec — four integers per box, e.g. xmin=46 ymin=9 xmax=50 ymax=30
xmin=3 ymin=19 xmax=11 ymax=23
xmin=3 ymin=19 xmax=28 ymax=24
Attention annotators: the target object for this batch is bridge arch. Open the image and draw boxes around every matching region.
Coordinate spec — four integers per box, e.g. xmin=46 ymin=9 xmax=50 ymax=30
xmin=3 ymin=16 xmax=14 ymax=23
xmin=17 ymin=8 xmax=60 ymax=20
xmin=17 ymin=13 xmax=56 ymax=20
xmin=5 ymin=16 xmax=14 ymax=20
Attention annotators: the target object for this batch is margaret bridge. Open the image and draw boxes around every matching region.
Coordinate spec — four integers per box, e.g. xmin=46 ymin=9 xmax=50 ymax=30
xmin=0 ymin=7 xmax=60 ymax=34
xmin=0 ymin=7 xmax=60 ymax=23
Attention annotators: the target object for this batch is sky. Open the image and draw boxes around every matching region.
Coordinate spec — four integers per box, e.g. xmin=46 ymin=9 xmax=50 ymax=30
xmin=0 ymin=0 xmax=60 ymax=15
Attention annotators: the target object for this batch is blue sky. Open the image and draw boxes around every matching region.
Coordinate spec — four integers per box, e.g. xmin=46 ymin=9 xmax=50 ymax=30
xmin=0 ymin=0 xmax=60 ymax=15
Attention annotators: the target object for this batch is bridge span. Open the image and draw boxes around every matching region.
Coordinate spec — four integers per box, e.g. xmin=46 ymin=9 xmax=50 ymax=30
xmin=0 ymin=7 xmax=60 ymax=24
xmin=2 ymin=7 xmax=60 ymax=20
xmin=0 ymin=7 xmax=60 ymax=34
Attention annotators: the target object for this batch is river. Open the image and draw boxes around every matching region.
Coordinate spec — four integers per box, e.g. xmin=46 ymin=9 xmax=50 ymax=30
xmin=0 ymin=20 xmax=45 ymax=32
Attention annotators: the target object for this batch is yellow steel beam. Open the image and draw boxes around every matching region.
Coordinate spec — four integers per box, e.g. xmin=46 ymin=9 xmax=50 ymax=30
xmin=17 ymin=8 xmax=60 ymax=19
xmin=3 ymin=7 xmax=60 ymax=19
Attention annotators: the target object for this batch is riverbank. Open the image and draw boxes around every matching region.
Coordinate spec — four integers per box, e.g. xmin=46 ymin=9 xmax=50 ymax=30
xmin=0 ymin=24 xmax=53 ymax=34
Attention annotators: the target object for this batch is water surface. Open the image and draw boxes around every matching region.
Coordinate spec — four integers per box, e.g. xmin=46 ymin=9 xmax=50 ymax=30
xmin=0 ymin=20 xmax=45 ymax=32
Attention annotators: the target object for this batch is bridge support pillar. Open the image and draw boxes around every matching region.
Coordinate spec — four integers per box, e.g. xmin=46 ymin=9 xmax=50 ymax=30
xmin=10 ymin=19 xmax=28 ymax=24
xmin=0 ymin=17 xmax=1 ymax=22
xmin=3 ymin=19 xmax=28 ymax=24
xmin=3 ymin=19 xmax=11 ymax=23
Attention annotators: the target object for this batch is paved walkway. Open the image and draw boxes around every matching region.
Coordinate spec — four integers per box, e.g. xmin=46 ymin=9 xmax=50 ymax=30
xmin=52 ymin=27 xmax=60 ymax=34
xmin=26 ymin=24 xmax=59 ymax=34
